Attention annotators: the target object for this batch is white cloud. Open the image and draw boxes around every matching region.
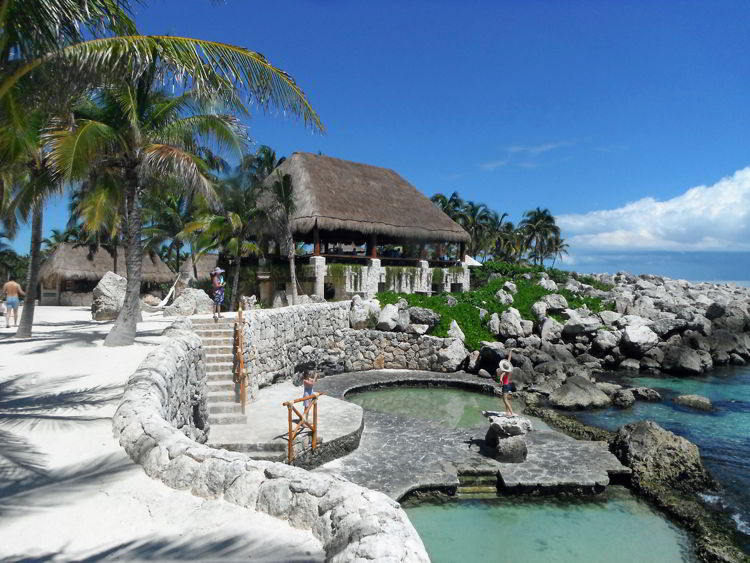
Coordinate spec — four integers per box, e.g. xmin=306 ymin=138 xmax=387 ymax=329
xmin=558 ymin=167 xmax=750 ymax=251
xmin=480 ymin=141 xmax=571 ymax=171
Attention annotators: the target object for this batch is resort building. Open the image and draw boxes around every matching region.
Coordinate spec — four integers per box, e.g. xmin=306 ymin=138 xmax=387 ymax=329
xmin=38 ymin=243 xmax=174 ymax=305
xmin=258 ymin=152 xmax=472 ymax=304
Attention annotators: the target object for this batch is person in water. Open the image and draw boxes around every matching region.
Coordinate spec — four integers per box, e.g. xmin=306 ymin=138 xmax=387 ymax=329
xmin=2 ymin=278 xmax=25 ymax=329
xmin=497 ymin=354 xmax=514 ymax=416
xmin=210 ymin=267 xmax=225 ymax=322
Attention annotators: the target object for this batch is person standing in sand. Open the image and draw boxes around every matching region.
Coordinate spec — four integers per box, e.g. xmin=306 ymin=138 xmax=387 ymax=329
xmin=497 ymin=353 xmax=514 ymax=416
xmin=2 ymin=279 xmax=25 ymax=328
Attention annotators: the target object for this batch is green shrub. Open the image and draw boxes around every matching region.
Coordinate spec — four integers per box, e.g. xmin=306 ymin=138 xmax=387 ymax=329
xmin=432 ymin=268 xmax=444 ymax=286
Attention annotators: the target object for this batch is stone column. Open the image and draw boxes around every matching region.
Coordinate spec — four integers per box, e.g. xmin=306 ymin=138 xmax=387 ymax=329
xmin=418 ymin=260 xmax=430 ymax=293
xmin=365 ymin=258 xmax=381 ymax=299
xmin=310 ymin=256 xmax=326 ymax=299
xmin=461 ymin=264 xmax=471 ymax=292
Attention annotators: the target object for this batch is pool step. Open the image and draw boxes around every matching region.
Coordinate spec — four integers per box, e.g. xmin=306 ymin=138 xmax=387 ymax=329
xmin=457 ymin=473 xmax=499 ymax=498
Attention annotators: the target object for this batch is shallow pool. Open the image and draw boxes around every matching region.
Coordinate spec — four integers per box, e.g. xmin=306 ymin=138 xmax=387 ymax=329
xmin=406 ymin=487 xmax=694 ymax=563
xmin=347 ymin=386 xmax=515 ymax=428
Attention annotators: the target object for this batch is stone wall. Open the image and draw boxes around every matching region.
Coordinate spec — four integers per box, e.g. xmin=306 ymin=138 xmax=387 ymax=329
xmin=246 ymin=301 xmax=465 ymax=388
xmin=113 ymin=318 xmax=429 ymax=562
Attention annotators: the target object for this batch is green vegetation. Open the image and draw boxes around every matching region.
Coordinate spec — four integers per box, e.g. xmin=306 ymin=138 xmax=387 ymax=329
xmin=431 ymin=268 xmax=444 ymax=286
xmin=379 ymin=273 xmax=612 ymax=351
xmin=327 ymin=262 xmax=349 ymax=286
xmin=384 ymin=266 xmax=419 ymax=289
xmin=575 ymin=274 xmax=614 ymax=292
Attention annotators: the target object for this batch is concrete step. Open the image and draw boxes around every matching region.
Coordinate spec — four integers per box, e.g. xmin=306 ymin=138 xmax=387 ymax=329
xmin=208 ymin=390 xmax=237 ymax=402
xmin=206 ymin=355 xmax=233 ymax=365
xmin=210 ymin=413 xmax=248 ymax=425
xmin=194 ymin=328 xmax=234 ymax=336
xmin=193 ymin=320 xmax=235 ymax=328
xmin=458 ymin=485 xmax=498 ymax=495
xmin=209 ymin=402 xmax=244 ymax=415
xmin=206 ymin=362 xmax=233 ymax=372
xmin=208 ymin=372 xmax=234 ymax=382
xmin=458 ymin=492 xmax=499 ymax=499
xmin=200 ymin=337 xmax=234 ymax=347
xmin=208 ymin=381 xmax=235 ymax=392
xmin=204 ymin=345 xmax=232 ymax=355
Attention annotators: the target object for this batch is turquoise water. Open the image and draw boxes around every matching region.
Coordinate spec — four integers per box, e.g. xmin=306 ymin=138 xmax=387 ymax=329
xmin=406 ymin=487 xmax=694 ymax=563
xmin=347 ymin=386 xmax=518 ymax=428
xmin=575 ymin=366 xmax=750 ymax=548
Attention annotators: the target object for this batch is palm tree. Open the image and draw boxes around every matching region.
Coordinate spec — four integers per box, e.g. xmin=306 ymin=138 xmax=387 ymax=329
xmin=549 ymin=234 xmax=569 ymax=268
xmin=519 ymin=207 xmax=560 ymax=266
xmin=458 ymin=200 xmax=493 ymax=258
xmin=184 ymin=165 xmax=261 ymax=312
xmin=269 ymin=170 xmax=298 ymax=306
xmin=2 ymin=0 xmax=323 ymax=342
xmin=45 ymin=74 xmax=247 ymax=346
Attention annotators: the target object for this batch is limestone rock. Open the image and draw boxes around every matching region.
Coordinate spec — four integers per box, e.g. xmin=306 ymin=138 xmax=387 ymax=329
xmin=531 ymin=301 xmax=548 ymax=320
xmin=598 ymin=310 xmax=623 ymax=326
xmin=503 ymin=281 xmax=517 ymax=294
xmin=487 ymin=312 xmax=501 ymax=335
xmin=91 ymin=271 xmax=127 ymax=320
xmin=548 ymin=374 xmax=611 ymax=410
xmin=395 ymin=309 xmax=411 ymax=332
xmin=632 ymin=387 xmax=662 ymax=402
xmin=619 ymin=358 xmax=640 ymax=371
xmin=539 ymin=278 xmax=558 ymax=291
xmin=621 ymin=325 xmax=659 ymax=357
xmin=408 ymin=306 xmax=441 ymax=328
xmin=495 ymin=289 xmax=514 ymax=305
xmin=163 ymin=288 xmax=214 ymax=317
xmin=613 ymin=389 xmax=635 ymax=409
xmin=376 ymin=304 xmax=400 ymax=331
xmin=541 ymin=293 xmax=568 ymax=312
xmin=436 ymin=338 xmax=468 ymax=372
xmin=497 ymin=307 xmax=524 ymax=339
xmin=350 ymin=295 xmax=379 ymax=329
xmin=493 ymin=435 xmax=528 ymax=463
xmin=610 ymin=420 xmax=712 ymax=492
xmin=407 ymin=323 xmax=429 ymax=335
xmin=444 ymin=295 xmax=458 ymax=307
xmin=447 ymin=320 xmax=465 ymax=342
xmin=483 ymin=412 xmax=533 ymax=443
xmin=592 ymin=330 xmax=619 ymax=355
xmin=662 ymin=346 xmax=703 ymax=375
xmin=674 ymin=394 xmax=713 ymax=411
xmin=650 ymin=317 xmax=688 ymax=339
xmin=539 ymin=317 xmax=563 ymax=342
xmin=705 ymin=301 xmax=726 ymax=320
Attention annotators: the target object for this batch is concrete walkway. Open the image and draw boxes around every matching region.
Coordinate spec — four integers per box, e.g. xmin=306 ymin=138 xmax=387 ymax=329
xmin=314 ymin=370 xmax=630 ymax=500
xmin=208 ymin=380 xmax=363 ymax=462
xmin=0 ymin=306 xmax=324 ymax=561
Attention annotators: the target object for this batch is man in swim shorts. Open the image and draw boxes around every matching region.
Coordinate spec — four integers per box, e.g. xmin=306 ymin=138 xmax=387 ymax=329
xmin=2 ymin=278 xmax=25 ymax=328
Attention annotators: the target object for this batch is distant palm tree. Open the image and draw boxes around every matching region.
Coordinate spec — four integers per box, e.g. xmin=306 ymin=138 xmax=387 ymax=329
xmin=269 ymin=171 xmax=298 ymax=306
xmin=519 ymin=207 xmax=560 ymax=265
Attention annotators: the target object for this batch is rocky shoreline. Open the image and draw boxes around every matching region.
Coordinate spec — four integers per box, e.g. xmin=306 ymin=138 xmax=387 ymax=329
xmin=525 ymin=405 xmax=747 ymax=563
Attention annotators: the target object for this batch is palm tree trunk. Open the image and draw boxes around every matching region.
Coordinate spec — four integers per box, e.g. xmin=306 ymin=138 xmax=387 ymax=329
xmin=191 ymin=243 xmax=198 ymax=279
xmin=230 ymin=250 xmax=241 ymax=312
xmin=16 ymin=204 xmax=43 ymax=338
xmin=113 ymin=241 xmax=118 ymax=273
xmin=105 ymin=175 xmax=142 ymax=347
xmin=287 ymin=230 xmax=297 ymax=306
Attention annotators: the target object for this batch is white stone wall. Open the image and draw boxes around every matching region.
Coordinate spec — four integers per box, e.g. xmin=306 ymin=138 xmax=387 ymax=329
xmin=245 ymin=301 xmax=465 ymax=388
xmin=113 ymin=318 xmax=429 ymax=563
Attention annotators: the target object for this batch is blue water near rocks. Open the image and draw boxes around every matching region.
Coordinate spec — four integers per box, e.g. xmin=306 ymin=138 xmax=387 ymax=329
xmin=575 ymin=366 xmax=750 ymax=550
xmin=406 ymin=487 xmax=694 ymax=563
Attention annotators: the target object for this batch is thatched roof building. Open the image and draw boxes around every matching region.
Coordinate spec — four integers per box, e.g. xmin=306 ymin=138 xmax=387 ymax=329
xmin=39 ymin=243 xmax=174 ymax=284
xmin=262 ymin=153 xmax=470 ymax=247
xmin=179 ymin=253 xmax=219 ymax=281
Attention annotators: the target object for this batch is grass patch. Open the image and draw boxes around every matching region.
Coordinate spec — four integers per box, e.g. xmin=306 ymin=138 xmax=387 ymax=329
xmin=378 ymin=274 xmax=611 ymax=351
xmin=574 ymin=274 xmax=614 ymax=292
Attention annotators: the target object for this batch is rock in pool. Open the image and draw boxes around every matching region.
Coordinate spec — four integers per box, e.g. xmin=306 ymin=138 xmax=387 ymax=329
xmin=674 ymin=394 xmax=713 ymax=411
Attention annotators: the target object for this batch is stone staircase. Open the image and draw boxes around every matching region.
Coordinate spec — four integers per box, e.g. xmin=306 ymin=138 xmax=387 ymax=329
xmin=192 ymin=317 xmax=247 ymax=426
xmin=456 ymin=472 xmax=499 ymax=499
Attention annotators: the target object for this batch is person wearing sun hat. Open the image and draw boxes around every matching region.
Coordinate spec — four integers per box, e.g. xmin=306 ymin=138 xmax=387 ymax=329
xmin=210 ymin=267 xmax=226 ymax=321
xmin=496 ymin=351 xmax=514 ymax=416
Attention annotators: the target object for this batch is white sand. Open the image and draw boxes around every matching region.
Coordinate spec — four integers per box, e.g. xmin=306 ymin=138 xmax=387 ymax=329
xmin=0 ymin=306 xmax=324 ymax=561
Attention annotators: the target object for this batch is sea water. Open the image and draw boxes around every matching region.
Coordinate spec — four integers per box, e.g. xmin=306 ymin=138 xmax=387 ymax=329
xmin=575 ymin=366 xmax=750 ymax=551
xmin=406 ymin=488 xmax=693 ymax=563
xmin=348 ymin=385 xmax=692 ymax=561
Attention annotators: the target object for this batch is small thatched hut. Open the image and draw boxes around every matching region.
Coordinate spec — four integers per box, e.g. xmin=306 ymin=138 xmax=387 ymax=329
xmin=262 ymin=153 xmax=470 ymax=255
xmin=39 ymin=243 xmax=174 ymax=305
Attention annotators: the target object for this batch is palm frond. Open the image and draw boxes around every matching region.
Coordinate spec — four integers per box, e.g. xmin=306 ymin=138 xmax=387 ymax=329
xmin=156 ymin=114 xmax=247 ymax=158
xmin=44 ymin=119 xmax=120 ymax=181
xmin=3 ymin=35 xmax=324 ymax=132
xmin=141 ymin=143 xmax=217 ymax=205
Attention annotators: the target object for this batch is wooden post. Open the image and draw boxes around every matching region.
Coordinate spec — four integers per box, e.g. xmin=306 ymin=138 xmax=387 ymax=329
xmin=369 ymin=233 xmax=378 ymax=258
xmin=287 ymin=403 xmax=293 ymax=463
xmin=459 ymin=242 xmax=466 ymax=261
xmin=313 ymin=223 xmax=320 ymax=256
xmin=312 ymin=398 xmax=318 ymax=450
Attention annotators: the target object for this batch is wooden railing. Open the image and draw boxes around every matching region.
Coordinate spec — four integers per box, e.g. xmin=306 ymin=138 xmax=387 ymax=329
xmin=282 ymin=392 xmax=324 ymax=463
xmin=233 ymin=305 xmax=248 ymax=414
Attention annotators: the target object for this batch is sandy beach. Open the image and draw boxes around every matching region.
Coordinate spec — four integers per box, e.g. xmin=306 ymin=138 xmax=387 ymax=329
xmin=0 ymin=306 xmax=323 ymax=561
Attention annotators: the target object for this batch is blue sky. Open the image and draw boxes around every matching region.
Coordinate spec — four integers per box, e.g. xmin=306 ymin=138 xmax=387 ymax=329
xmin=11 ymin=1 xmax=750 ymax=279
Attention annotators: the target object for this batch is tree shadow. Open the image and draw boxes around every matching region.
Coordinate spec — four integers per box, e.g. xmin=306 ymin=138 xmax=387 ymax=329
xmin=0 ymin=374 xmax=121 ymax=483
xmin=0 ymin=531 xmax=322 ymax=562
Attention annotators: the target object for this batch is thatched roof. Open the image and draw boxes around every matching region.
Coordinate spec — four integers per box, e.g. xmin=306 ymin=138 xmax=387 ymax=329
xmin=262 ymin=153 xmax=470 ymax=244
xmin=179 ymin=253 xmax=219 ymax=281
xmin=39 ymin=243 xmax=174 ymax=284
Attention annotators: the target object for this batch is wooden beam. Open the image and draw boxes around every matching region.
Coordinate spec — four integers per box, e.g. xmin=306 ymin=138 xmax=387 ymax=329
xmin=369 ymin=233 xmax=378 ymax=258
xmin=313 ymin=223 xmax=321 ymax=256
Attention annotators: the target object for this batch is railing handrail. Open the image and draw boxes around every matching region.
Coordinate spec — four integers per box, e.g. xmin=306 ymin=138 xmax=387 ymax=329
xmin=284 ymin=392 xmax=324 ymax=463
xmin=233 ymin=304 xmax=247 ymax=413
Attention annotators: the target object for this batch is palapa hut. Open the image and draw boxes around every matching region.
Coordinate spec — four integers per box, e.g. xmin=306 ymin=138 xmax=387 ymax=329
xmin=263 ymin=152 xmax=470 ymax=254
xmin=258 ymin=153 xmax=472 ymax=302
xmin=38 ymin=243 xmax=174 ymax=305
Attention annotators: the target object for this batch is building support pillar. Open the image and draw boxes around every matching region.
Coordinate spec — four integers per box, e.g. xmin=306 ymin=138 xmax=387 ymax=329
xmin=310 ymin=256 xmax=326 ymax=299
xmin=365 ymin=258 xmax=380 ymax=299
xmin=368 ymin=233 xmax=378 ymax=258
xmin=313 ymin=224 xmax=320 ymax=256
